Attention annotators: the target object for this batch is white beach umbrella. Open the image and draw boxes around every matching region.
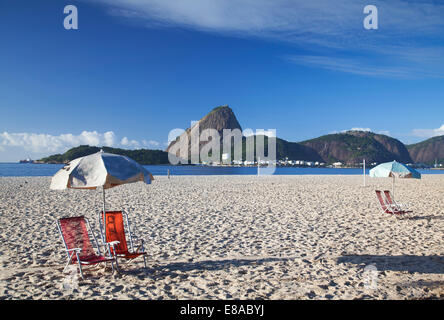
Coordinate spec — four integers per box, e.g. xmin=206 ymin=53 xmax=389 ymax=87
xmin=50 ymin=150 xmax=154 ymax=215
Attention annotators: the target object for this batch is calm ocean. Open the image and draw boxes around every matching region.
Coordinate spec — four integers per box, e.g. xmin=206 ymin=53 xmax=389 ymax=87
xmin=0 ymin=163 xmax=442 ymax=177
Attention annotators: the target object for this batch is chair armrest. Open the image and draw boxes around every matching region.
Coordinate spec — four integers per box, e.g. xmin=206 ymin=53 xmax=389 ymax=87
xmin=98 ymin=240 xmax=120 ymax=246
xmin=99 ymin=240 xmax=120 ymax=254
xmin=397 ymin=202 xmax=409 ymax=208
xmin=391 ymin=202 xmax=410 ymax=210
xmin=99 ymin=241 xmax=120 ymax=258
xmin=66 ymin=248 xmax=82 ymax=252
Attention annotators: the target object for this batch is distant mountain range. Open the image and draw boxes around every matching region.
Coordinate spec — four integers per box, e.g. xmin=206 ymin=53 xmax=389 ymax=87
xmin=39 ymin=106 xmax=443 ymax=165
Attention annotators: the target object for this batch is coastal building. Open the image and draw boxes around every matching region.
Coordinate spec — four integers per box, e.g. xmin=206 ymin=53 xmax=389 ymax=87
xmin=332 ymin=162 xmax=343 ymax=167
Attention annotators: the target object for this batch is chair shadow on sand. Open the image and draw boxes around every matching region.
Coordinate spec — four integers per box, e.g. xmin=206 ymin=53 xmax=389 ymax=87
xmin=119 ymin=256 xmax=294 ymax=279
xmin=337 ymin=255 xmax=444 ymax=274
xmin=407 ymin=215 xmax=444 ymax=221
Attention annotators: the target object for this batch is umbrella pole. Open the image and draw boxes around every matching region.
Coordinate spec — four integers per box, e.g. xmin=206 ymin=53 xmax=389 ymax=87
xmin=392 ymin=176 xmax=395 ymax=199
xmin=102 ymin=186 xmax=107 ymax=242
xmin=363 ymin=159 xmax=366 ymax=187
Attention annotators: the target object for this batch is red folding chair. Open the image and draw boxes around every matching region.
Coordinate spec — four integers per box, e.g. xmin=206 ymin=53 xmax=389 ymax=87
xmin=383 ymin=190 xmax=412 ymax=214
xmin=56 ymin=216 xmax=119 ymax=279
xmin=99 ymin=211 xmax=147 ymax=269
xmin=375 ymin=190 xmax=408 ymax=215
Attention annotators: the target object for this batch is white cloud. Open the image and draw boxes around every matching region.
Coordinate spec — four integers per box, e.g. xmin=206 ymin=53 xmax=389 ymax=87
xmin=349 ymin=127 xmax=372 ymax=132
xmin=0 ymin=131 xmax=108 ymax=153
xmin=332 ymin=128 xmax=372 ymax=134
xmin=120 ymin=136 xmax=141 ymax=148
xmin=329 ymin=127 xmax=394 ymax=135
xmin=0 ymin=131 xmax=160 ymax=159
xmin=284 ymin=55 xmax=417 ymax=78
xmin=142 ymin=139 xmax=160 ymax=147
xmin=411 ymin=124 xmax=444 ymax=138
xmin=103 ymin=131 xmax=116 ymax=146
xmin=95 ymin=0 xmax=444 ymax=42
xmin=91 ymin=0 xmax=444 ymax=78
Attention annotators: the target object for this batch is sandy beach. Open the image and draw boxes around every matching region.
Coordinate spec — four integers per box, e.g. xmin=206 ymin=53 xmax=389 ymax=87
xmin=0 ymin=174 xmax=442 ymax=300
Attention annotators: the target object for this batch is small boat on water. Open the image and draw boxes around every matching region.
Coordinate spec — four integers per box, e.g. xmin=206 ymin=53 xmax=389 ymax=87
xmin=19 ymin=158 xmax=34 ymax=164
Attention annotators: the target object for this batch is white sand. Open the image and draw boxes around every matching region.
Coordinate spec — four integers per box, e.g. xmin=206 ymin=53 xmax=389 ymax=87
xmin=0 ymin=175 xmax=443 ymax=300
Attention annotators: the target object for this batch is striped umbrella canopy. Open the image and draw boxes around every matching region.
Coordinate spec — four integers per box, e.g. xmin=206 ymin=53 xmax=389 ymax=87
xmin=369 ymin=160 xmax=421 ymax=196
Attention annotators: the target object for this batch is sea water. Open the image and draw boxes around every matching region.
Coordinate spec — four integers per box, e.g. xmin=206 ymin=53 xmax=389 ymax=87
xmin=0 ymin=163 xmax=442 ymax=177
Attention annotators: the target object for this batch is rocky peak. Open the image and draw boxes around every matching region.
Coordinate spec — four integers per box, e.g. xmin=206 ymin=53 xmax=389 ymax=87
xmin=166 ymin=105 xmax=242 ymax=154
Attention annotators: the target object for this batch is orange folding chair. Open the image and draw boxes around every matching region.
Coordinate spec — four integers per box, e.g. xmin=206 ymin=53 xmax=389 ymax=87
xmin=56 ymin=216 xmax=119 ymax=279
xmin=99 ymin=211 xmax=147 ymax=269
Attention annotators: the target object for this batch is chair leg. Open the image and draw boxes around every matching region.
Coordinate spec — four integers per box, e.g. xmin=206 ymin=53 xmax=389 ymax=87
xmin=114 ymin=257 xmax=120 ymax=272
xmin=141 ymin=240 xmax=147 ymax=269
xmin=63 ymin=252 xmax=75 ymax=272
xmin=75 ymin=252 xmax=84 ymax=279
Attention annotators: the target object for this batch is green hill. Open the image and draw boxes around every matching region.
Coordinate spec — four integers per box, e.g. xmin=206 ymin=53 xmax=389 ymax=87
xmin=407 ymin=135 xmax=444 ymax=165
xmin=39 ymin=145 xmax=169 ymax=165
xmin=300 ymin=131 xmax=412 ymax=164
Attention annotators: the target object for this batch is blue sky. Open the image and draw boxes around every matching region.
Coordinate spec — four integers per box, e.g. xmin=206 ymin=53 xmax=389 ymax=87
xmin=0 ymin=0 xmax=443 ymax=161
